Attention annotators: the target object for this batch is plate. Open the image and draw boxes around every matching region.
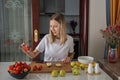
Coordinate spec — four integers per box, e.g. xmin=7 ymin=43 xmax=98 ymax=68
xmin=78 ymin=56 xmax=94 ymax=64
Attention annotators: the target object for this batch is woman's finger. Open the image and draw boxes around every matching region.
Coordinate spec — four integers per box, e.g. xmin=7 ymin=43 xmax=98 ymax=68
xmin=63 ymin=57 xmax=70 ymax=63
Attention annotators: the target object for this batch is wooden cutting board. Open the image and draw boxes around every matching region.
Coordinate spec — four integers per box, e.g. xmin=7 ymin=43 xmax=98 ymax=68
xmin=29 ymin=61 xmax=72 ymax=73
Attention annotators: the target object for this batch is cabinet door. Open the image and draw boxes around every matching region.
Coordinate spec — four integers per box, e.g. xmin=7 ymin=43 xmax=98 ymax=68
xmin=31 ymin=0 xmax=40 ymax=50
xmin=44 ymin=0 xmax=64 ymax=13
xmin=65 ymin=0 xmax=79 ymax=15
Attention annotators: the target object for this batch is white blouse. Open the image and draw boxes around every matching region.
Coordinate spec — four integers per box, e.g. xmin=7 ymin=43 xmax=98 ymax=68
xmin=35 ymin=34 xmax=74 ymax=61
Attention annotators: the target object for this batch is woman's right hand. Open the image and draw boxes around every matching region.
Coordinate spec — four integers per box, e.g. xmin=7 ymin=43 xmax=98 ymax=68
xmin=19 ymin=43 xmax=30 ymax=54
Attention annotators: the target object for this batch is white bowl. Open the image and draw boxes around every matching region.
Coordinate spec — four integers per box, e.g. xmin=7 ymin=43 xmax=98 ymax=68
xmin=78 ymin=56 xmax=94 ymax=64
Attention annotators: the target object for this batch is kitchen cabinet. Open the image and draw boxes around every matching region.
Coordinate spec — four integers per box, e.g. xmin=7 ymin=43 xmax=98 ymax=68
xmin=40 ymin=0 xmax=79 ymax=15
xmin=65 ymin=0 xmax=79 ymax=15
xmin=40 ymin=0 xmax=64 ymax=14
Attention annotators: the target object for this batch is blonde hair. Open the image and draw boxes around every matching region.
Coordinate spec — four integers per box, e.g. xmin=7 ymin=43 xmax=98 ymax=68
xmin=49 ymin=13 xmax=67 ymax=44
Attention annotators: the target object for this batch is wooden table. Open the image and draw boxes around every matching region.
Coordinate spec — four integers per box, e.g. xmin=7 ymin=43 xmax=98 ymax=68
xmin=98 ymin=59 xmax=120 ymax=80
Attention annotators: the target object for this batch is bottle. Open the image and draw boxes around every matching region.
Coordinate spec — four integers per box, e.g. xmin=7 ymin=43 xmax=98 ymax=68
xmin=94 ymin=63 xmax=100 ymax=74
xmin=87 ymin=63 xmax=93 ymax=74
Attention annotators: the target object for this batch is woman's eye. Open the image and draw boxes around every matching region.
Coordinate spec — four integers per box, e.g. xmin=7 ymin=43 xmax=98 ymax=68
xmin=50 ymin=25 xmax=53 ymax=28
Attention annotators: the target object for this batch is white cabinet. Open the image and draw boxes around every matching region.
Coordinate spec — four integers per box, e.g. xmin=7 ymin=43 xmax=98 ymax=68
xmin=65 ymin=0 xmax=79 ymax=15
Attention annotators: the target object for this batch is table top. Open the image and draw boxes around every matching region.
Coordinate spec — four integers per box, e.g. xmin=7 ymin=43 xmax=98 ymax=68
xmin=98 ymin=59 xmax=120 ymax=80
xmin=0 ymin=62 xmax=113 ymax=80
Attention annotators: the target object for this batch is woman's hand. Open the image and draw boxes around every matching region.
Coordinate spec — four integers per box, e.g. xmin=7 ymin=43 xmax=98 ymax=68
xmin=19 ymin=43 xmax=40 ymax=59
xmin=63 ymin=57 xmax=71 ymax=63
xmin=63 ymin=53 xmax=74 ymax=63
xmin=19 ymin=43 xmax=30 ymax=54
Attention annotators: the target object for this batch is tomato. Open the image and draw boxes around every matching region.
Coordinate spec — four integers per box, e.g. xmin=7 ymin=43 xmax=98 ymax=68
xmin=33 ymin=65 xmax=42 ymax=71
xmin=25 ymin=45 xmax=30 ymax=51
xmin=14 ymin=70 xmax=19 ymax=74
xmin=16 ymin=66 xmax=22 ymax=71
xmin=37 ymin=65 xmax=42 ymax=70
xmin=33 ymin=65 xmax=37 ymax=71
xmin=9 ymin=65 xmax=14 ymax=70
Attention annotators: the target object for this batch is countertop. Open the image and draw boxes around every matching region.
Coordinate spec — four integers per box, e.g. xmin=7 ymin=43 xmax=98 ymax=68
xmin=98 ymin=59 xmax=120 ymax=80
xmin=0 ymin=62 xmax=113 ymax=80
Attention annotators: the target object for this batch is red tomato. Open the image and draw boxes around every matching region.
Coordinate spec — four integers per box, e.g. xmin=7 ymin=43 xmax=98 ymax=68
xmin=9 ymin=65 xmax=14 ymax=70
xmin=22 ymin=62 xmax=27 ymax=66
xmin=14 ymin=70 xmax=19 ymax=74
xmin=33 ymin=65 xmax=37 ymax=71
xmin=25 ymin=45 xmax=30 ymax=51
xmin=37 ymin=65 xmax=42 ymax=70
xmin=16 ymin=66 xmax=22 ymax=71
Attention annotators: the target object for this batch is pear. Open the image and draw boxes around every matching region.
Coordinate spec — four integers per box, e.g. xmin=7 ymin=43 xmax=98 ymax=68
xmin=46 ymin=63 xmax=52 ymax=67
xmin=73 ymin=68 xmax=80 ymax=75
xmin=80 ymin=64 xmax=86 ymax=70
xmin=75 ymin=62 xmax=80 ymax=66
xmin=55 ymin=63 xmax=62 ymax=67
xmin=59 ymin=70 xmax=66 ymax=77
xmin=51 ymin=70 xmax=58 ymax=77
xmin=73 ymin=65 xmax=79 ymax=69
xmin=70 ymin=62 xmax=76 ymax=67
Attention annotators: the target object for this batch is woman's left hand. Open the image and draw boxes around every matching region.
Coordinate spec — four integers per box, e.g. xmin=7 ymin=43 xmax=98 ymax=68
xmin=63 ymin=57 xmax=71 ymax=63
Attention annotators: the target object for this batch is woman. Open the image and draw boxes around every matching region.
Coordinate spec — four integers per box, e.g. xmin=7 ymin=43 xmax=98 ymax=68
xmin=20 ymin=13 xmax=74 ymax=62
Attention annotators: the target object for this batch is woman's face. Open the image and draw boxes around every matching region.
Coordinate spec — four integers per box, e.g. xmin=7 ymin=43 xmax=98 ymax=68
xmin=50 ymin=20 xmax=60 ymax=37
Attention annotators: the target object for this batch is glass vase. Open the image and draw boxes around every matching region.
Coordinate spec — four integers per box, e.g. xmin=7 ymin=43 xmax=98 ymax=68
xmin=108 ymin=47 xmax=118 ymax=63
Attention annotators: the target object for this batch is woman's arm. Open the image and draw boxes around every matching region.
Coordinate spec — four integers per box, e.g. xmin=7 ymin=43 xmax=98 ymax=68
xmin=19 ymin=43 xmax=40 ymax=59
xmin=26 ymin=49 xmax=40 ymax=59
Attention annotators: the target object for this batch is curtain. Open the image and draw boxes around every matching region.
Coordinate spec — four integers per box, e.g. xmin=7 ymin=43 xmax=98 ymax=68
xmin=0 ymin=0 xmax=32 ymax=61
xmin=110 ymin=0 xmax=120 ymax=25
xmin=104 ymin=0 xmax=110 ymax=59
xmin=110 ymin=0 xmax=120 ymax=58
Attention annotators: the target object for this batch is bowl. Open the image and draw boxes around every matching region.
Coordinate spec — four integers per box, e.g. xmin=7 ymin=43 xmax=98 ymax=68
xmin=8 ymin=71 xmax=29 ymax=79
xmin=8 ymin=61 xmax=31 ymax=79
xmin=78 ymin=56 xmax=94 ymax=64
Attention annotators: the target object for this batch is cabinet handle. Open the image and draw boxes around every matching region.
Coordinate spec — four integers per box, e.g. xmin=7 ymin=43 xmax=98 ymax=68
xmin=34 ymin=29 xmax=38 ymax=42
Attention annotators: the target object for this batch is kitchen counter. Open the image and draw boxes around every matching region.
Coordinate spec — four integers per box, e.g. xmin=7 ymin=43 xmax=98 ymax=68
xmin=0 ymin=62 xmax=113 ymax=80
xmin=98 ymin=59 xmax=120 ymax=80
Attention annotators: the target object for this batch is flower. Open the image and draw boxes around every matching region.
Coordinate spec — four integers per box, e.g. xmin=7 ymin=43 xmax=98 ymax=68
xmin=100 ymin=24 xmax=120 ymax=48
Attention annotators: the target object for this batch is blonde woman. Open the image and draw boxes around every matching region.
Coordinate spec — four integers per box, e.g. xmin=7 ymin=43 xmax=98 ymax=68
xmin=20 ymin=13 xmax=74 ymax=62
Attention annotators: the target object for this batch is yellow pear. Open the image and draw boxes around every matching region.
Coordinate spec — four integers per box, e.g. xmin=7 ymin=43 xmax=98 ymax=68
xmin=80 ymin=64 xmax=86 ymax=70
xmin=73 ymin=65 xmax=79 ymax=69
xmin=59 ymin=70 xmax=66 ymax=77
xmin=46 ymin=63 xmax=52 ymax=67
xmin=73 ymin=68 xmax=80 ymax=75
xmin=70 ymin=61 xmax=76 ymax=67
xmin=75 ymin=62 xmax=80 ymax=66
xmin=51 ymin=70 xmax=58 ymax=77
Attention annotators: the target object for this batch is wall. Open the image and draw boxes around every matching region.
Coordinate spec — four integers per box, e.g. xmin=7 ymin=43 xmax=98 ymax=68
xmin=88 ymin=0 xmax=107 ymax=60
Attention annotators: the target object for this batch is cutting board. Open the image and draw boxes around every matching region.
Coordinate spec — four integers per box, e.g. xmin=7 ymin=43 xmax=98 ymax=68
xmin=29 ymin=61 xmax=72 ymax=73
